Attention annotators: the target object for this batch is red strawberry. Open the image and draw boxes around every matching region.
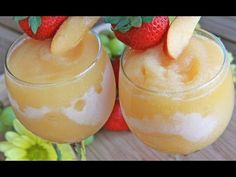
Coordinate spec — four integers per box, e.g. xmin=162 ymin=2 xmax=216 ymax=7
xmin=16 ymin=16 xmax=68 ymax=40
xmin=112 ymin=57 xmax=120 ymax=87
xmin=105 ymin=16 xmax=169 ymax=50
xmin=104 ymin=99 xmax=129 ymax=131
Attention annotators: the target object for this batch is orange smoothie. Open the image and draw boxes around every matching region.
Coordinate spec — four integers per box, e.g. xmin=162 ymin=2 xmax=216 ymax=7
xmin=5 ymin=32 xmax=116 ymax=143
xmin=119 ymin=29 xmax=234 ymax=154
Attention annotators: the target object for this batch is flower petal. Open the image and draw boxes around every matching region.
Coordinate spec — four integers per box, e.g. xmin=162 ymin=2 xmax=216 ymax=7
xmin=11 ymin=136 xmax=32 ymax=149
xmin=4 ymin=147 xmax=27 ymax=159
xmin=14 ymin=120 xmax=51 ymax=144
xmin=0 ymin=142 xmax=15 ymax=152
xmin=21 ymin=135 xmax=36 ymax=146
xmin=57 ymin=144 xmax=76 ymax=160
xmin=5 ymin=155 xmax=28 ymax=161
xmin=5 ymin=131 xmax=20 ymax=143
xmin=34 ymin=136 xmax=47 ymax=144
xmin=40 ymin=143 xmax=57 ymax=160
xmin=13 ymin=119 xmax=33 ymax=137
xmin=5 ymin=156 xmax=29 ymax=161
xmin=4 ymin=131 xmax=31 ymax=149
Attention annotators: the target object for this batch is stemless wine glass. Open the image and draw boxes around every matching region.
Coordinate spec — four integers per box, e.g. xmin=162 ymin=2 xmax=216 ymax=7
xmin=4 ymin=32 xmax=116 ymax=143
xmin=119 ymin=28 xmax=235 ymax=155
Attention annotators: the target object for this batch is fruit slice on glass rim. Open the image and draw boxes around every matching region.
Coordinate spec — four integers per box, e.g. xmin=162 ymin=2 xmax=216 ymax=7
xmin=165 ymin=16 xmax=201 ymax=59
xmin=51 ymin=16 xmax=100 ymax=55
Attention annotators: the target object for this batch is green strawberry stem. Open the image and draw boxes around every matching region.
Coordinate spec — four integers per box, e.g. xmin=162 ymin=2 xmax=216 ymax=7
xmin=103 ymin=16 xmax=154 ymax=33
xmin=52 ymin=143 xmax=62 ymax=161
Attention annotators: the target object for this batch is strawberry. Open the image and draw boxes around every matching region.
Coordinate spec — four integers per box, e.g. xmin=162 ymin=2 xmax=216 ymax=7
xmin=14 ymin=16 xmax=68 ymax=40
xmin=104 ymin=99 xmax=129 ymax=131
xmin=104 ymin=16 xmax=169 ymax=50
xmin=111 ymin=57 xmax=120 ymax=87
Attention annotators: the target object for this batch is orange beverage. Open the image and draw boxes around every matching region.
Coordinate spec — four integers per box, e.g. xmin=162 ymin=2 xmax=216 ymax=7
xmin=5 ymin=32 xmax=116 ymax=143
xmin=119 ymin=29 xmax=234 ymax=155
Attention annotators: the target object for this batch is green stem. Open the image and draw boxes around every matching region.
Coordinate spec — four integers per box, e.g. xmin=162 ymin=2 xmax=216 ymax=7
xmin=70 ymin=141 xmax=87 ymax=161
xmin=72 ymin=141 xmax=87 ymax=161
xmin=0 ymin=101 xmax=4 ymax=112
xmin=80 ymin=140 xmax=87 ymax=161
xmin=52 ymin=144 xmax=62 ymax=161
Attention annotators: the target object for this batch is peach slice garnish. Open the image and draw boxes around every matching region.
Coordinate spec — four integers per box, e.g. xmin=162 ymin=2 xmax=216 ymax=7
xmin=51 ymin=16 xmax=100 ymax=55
xmin=165 ymin=16 xmax=201 ymax=59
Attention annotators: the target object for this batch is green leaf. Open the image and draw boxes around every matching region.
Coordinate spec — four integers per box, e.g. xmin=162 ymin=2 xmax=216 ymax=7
xmin=13 ymin=16 xmax=28 ymax=21
xmin=0 ymin=106 xmax=16 ymax=127
xmin=0 ymin=121 xmax=6 ymax=132
xmin=28 ymin=16 xmax=41 ymax=34
xmin=118 ymin=24 xmax=132 ymax=33
xmin=104 ymin=16 xmax=122 ymax=24
xmin=114 ymin=18 xmax=130 ymax=31
xmin=142 ymin=16 xmax=154 ymax=23
xmin=105 ymin=16 xmax=155 ymax=33
xmin=130 ymin=16 xmax=142 ymax=27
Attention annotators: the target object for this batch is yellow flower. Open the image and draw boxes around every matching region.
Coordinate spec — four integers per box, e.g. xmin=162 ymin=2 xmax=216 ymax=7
xmin=0 ymin=119 xmax=76 ymax=160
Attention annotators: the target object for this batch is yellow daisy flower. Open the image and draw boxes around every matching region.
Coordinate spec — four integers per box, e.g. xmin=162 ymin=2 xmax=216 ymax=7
xmin=0 ymin=119 xmax=76 ymax=160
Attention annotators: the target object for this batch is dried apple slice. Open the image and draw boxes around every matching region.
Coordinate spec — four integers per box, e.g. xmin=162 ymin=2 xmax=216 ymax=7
xmin=165 ymin=16 xmax=201 ymax=59
xmin=51 ymin=16 xmax=100 ymax=55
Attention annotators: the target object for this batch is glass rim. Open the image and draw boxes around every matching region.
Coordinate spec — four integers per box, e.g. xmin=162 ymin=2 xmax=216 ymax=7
xmin=4 ymin=30 xmax=102 ymax=87
xmin=120 ymin=28 xmax=229 ymax=95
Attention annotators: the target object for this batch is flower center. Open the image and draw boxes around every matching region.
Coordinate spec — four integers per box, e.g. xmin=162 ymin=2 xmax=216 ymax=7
xmin=26 ymin=144 xmax=48 ymax=160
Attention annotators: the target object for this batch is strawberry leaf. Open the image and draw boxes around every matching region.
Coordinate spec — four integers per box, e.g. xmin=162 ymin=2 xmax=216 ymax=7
xmin=118 ymin=24 xmax=132 ymax=33
xmin=114 ymin=18 xmax=130 ymax=31
xmin=130 ymin=16 xmax=142 ymax=27
xmin=104 ymin=16 xmax=155 ymax=33
xmin=13 ymin=16 xmax=28 ymax=21
xmin=141 ymin=16 xmax=154 ymax=23
xmin=104 ymin=16 xmax=122 ymax=24
xmin=28 ymin=16 xmax=41 ymax=34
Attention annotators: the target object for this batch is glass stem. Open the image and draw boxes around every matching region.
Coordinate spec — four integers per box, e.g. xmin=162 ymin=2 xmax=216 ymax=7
xmin=168 ymin=154 xmax=182 ymax=161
